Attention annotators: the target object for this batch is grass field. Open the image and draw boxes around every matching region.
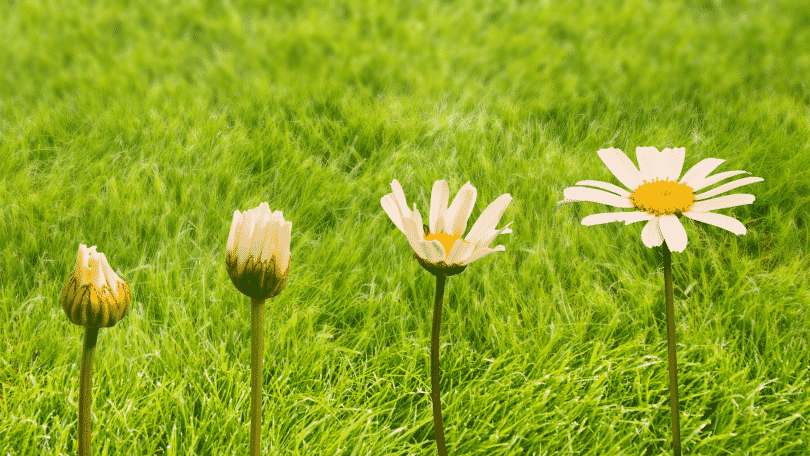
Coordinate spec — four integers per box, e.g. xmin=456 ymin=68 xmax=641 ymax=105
xmin=1 ymin=0 xmax=809 ymax=454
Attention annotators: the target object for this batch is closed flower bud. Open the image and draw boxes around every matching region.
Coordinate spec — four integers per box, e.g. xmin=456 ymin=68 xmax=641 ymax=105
xmin=61 ymin=244 xmax=131 ymax=328
xmin=225 ymin=202 xmax=291 ymax=301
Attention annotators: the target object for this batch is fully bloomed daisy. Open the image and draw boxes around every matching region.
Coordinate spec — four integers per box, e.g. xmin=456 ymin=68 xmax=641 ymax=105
xmin=559 ymin=146 xmax=762 ymax=456
xmin=558 ymin=147 xmax=763 ymax=252
xmin=381 ymin=179 xmax=513 ymax=272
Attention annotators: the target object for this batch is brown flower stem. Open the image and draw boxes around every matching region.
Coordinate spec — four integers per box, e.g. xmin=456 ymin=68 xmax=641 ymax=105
xmin=430 ymin=274 xmax=448 ymax=456
xmin=79 ymin=326 xmax=98 ymax=456
xmin=250 ymin=297 xmax=265 ymax=456
xmin=663 ymin=242 xmax=682 ymax=456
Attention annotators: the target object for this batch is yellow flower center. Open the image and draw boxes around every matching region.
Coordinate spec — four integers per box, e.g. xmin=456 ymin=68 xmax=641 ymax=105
xmin=424 ymin=232 xmax=466 ymax=258
xmin=629 ymin=177 xmax=696 ymax=217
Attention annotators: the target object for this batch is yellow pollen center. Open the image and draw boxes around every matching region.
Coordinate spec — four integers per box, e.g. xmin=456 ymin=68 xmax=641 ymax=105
xmin=424 ymin=232 xmax=465 ymax=259
xmin=629 ymin=177 xmax=696 ymax=217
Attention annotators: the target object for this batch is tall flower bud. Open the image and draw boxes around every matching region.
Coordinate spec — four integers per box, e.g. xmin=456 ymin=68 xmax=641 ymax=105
xmin=61 ymin=244 xmax=131 ymax=328
xmin=225 ymin=202 xmax=291 ymax=301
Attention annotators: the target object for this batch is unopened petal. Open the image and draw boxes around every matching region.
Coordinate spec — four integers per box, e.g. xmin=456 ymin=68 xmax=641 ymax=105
xmin=279 ymin=220 xmax=292 ymax=272
xmin=226 ymin=210 xmax=242 ymax=253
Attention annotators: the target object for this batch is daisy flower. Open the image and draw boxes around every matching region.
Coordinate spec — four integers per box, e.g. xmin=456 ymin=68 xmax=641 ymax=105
xmin=225 ymin=202 xmax=292 ymax=456
xmin=558 ymin=147 xmax=763 ymax=252
xmin=60 ymin=244 xmax=131 ymax=456
xmin=381 ymin=179 xmax=513 ymax=273
xmin=381 ymin=178 xmax=513 ymax=456
xmin=558 ymin=146 xmax=762 ymax=456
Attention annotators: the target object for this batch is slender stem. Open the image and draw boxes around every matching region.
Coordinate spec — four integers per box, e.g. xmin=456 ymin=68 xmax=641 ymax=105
xmin=663 ymin=242 xmax=682 ymax=456
xmin=78 ymin=326 xmax=99 ymax=456
xmin=430 ymin=274 xmax=448 ymax=456
xmin=250 ymin=297 xmax=265 ymax=456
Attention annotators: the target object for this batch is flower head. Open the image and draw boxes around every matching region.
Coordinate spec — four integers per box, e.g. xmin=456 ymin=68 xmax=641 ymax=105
xmin=226 ymin=202 xmax=291 ymax=300
xmin=558 ymin=147 xmax=763 ymax=252
xmin=61 ymin=244 xmax=131 ymax=328
xmin=381 ymin=179 xmax=513 ymax=276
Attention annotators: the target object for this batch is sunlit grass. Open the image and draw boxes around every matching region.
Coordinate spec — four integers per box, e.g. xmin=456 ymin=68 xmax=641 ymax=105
xmin=1 ymin=0 xmax=808 ymax=454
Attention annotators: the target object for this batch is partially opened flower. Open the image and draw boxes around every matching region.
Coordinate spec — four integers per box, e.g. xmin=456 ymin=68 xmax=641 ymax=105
xmin=381 ymin=179 xmax=512 ymax=456
xmin=558 ymin=147 xmax=762 ymax=456
xmin=225 ymin=202 xmax=291 ymax=456
xmin=61 ymin=244 xmax=131 ymax=456
xmin=558 ymin=147 xmax=763 ymax=252
xmin=381 ymin=179 xmax=513 ymax=276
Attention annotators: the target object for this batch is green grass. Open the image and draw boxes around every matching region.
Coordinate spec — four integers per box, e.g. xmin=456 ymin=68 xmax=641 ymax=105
xmin=1 ymin=0 xmax=809 ymax=454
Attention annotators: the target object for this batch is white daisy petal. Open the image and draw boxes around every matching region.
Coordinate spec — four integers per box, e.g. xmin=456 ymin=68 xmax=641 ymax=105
xmin=658 ymin=214 xmax=688 ymax=252
xmin=465 ymin=193 xmax=512 ymax=245
xmin=402 ymin=214 xmax=445 ymax=261
xmin=690 ymin=194 xmax=756 ymax=212
xmin=562 ymin=187 xmax=634 ymax=208
xmin=692 ymin=170 xmax=751 ymax=191
xmin=641 ymin=217 xmax=664 ymax=248
xmin=429 ymin=180 xmax=450 ymax=235
xmin=235 ymin=209 xmax=257 ymax=265
xmin=412 ymin=205 xmax=425 ymax=234
xmin=462 ymin=245 xmax=505 ymax=265
xmin=419 ymin=239 xmax=447 ymax=262
xmin=680 ymin=158 xmax=725 ymax=189
xmin=390 ymin=179 xmax=412 ymax=220
xmin=575 ymin=180 xmax=632 ymax=197
xmin=381 ymin=194 xmax=405 ymax=233
xmin=280 ymin=220 xmax=292 ymax=272
xmin=683 ymin=211 xmax=747 ymax=235
xmin=476 ymin=221 xmax=514 ymax=248
xmin=401 ymin=212 xmax=425 ymax=252
xmin=226 ymin=210 xmax=242 ymax=253
xmin=255 ymin=215 xmax=276 ymax=262
xmin=581 ymin=211 xmax=655 ymax=226
xmin=444 ymin=182 xmax=477 ymax=237
xmin=695 ymin=177 xmax=763 ymax=200
xmin=446 ymin=239 xmax=476 ymax=264
xmin=597 ymin=148 xmax=645 ymax=190
xmin=636 ymin=146 xmax=667 ymax=182
xmin=662 ymin=148 xmax=686 ymax=181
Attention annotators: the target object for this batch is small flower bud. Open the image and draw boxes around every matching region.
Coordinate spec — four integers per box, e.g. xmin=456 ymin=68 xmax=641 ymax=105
xmin=61 ymin=244 xmax=131 ymax=328
xmin=225 ymin=203 xmax=292 ymax=301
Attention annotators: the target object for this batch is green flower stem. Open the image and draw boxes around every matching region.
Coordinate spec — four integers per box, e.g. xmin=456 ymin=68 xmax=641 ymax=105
xmin=250 ymin=297 xmax=265 ymax=456
xmin=663 ymin=242 xmax=682 ymax=456
xmin=79 ymin=326 xmax=98 ymax=456
xmin=430 ymin=274 xmax=448 ymax=456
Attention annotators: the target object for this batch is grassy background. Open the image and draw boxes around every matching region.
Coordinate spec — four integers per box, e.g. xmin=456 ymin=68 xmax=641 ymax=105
xmin=1 ymin=0 xmax=809 ymax=454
